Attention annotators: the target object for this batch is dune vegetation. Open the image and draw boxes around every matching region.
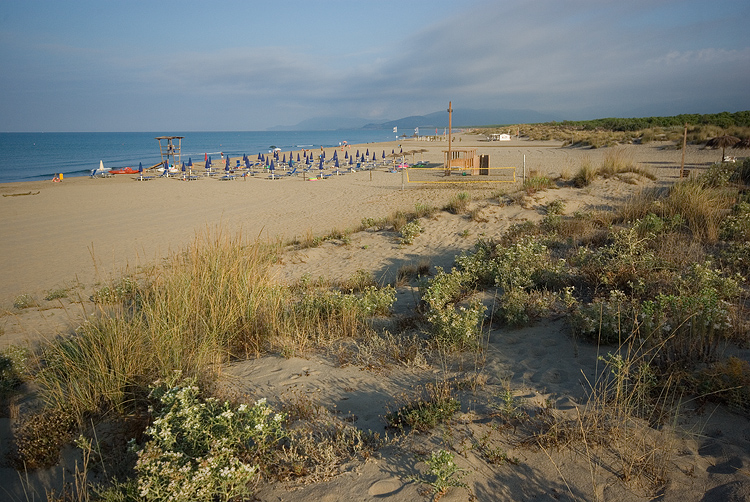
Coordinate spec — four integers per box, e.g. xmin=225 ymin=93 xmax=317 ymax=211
xmin=2 ymin=148 xmax=750 ymax=501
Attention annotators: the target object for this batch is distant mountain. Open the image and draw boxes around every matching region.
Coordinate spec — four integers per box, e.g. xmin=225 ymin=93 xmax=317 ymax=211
xmin=269 ymin=108 xmax=560 ymax=132
xmin=363 ymin=108 xmax=560 ymax=130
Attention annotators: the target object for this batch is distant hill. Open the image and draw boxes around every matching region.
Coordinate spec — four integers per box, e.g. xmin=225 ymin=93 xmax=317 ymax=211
xmin=362 ymin=108 xmax=560 ymax=130
xmin=269 ymin=108 xmax=560 ymax=131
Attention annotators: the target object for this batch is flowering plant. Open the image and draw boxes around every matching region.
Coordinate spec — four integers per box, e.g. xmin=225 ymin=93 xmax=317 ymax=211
xmin=133 ymin=377 xmax=285 ymax=502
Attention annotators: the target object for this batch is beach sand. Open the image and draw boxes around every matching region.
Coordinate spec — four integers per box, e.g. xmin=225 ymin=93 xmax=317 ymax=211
xmin=1 ymin=135 xmax=747 ymax=501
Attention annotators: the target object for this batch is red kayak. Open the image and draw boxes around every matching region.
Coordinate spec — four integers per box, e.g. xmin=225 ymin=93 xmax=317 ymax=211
xmin=109 ymin=167 xmax=139 ymax=174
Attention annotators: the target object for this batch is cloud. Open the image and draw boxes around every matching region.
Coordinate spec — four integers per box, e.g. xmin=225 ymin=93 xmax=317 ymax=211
xmin=1 ymin=0 xmax=748 ymax=130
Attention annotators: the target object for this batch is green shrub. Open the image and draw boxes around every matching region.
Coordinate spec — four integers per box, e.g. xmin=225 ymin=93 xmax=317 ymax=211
xmin=386 ymin=383 xmax=460 ymax=431
xmin=400 ymin=220 xmax=423 ymax=245
xmin=92 ymin=277 xmax=138 ymax=303
xmin=133 ymin=378 xmax=284 ymax=502
xmin=44 ymin=288 xmax=69 ymax=301
xmin=415 ymin=449 xmax=467 ymax=498
xmin=0 ymin=346 xmax=29 ymax=398
xmin=573 ymin=227 xmax=657 ymax=292
xmin=546 ymin=200 xmax=566 ymax=215
xmin=568 ymin=289 xmax=640 ymax=344
xmin=720 ymin=201 xmax=750 ymax=241
xmin=496 ymin=288 xmax=555 ymax=328
xmin=12 ymin=408 xmax=76 ymax=470
xmin=425 ymin=299 xmax=486 ymax=351
xmin=694 ymin=357 xmax=750 ymax=413
xmin=698 ymin=162 xmax=735 ymax=188
xmin=13 ymin=294 xmax=35 ymax=309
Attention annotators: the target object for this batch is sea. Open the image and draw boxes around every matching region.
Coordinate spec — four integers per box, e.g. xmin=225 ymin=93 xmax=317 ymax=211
xmin=0 ymin=130 xmax=398 ymax=184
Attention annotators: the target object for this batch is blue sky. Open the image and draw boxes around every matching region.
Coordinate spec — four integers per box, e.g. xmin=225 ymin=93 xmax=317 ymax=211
xmin=1 ymin=0 xmax=748 ymax=132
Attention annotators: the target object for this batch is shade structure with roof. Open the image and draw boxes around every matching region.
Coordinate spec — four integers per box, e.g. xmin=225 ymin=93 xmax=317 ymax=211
xmin=733 ymin=138 xmax=750 ymax=151
xmin=706 ymin=135 xmax=741 ymax=162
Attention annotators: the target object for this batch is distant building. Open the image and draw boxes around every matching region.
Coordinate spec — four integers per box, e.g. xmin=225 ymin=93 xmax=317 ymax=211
xmin=490 ymin=133 xmax=511 ymax=141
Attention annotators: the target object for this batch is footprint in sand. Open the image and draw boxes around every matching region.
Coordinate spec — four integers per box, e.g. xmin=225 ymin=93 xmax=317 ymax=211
xmin=531 ymin=367 xmax=568 ymax=385
xmin=368 ymin=478 xmax=403 ymax=496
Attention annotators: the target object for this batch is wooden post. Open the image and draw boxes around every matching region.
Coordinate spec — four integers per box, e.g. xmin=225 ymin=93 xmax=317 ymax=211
xmin=680 ymin=123 xmax=687 ymax=179
xmin=446 ymin=101 xmax=453 ymax=176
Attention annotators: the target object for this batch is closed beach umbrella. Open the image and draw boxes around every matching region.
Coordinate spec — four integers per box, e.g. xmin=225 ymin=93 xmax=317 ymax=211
xmin=187 ymin=158 xmax=192 ymax=167
xmin=181 ymin=163 xmax=186 ymax=174
xmin=382 ymin=150 xmax=385 ymax=159
xmin=335 ymin=159 xmax=339 ymax=168
xmin=282 ymin=154 xmax=286 ymax=163
xmin=270 ymin=159 xmax=275 ymax=171
xmin=344 ymin=151 xmax=348 ymax=159
xmin=297 ymin=153 xmax=301 ymax=162
xmin=356 ymin=149 xmax=359 ymax=158
xmin=349 ymin=156 xmax=353 ymax=165
xmin=365 ymin=148 xmax=369 ymax=157
xmin=333 ymin=150 xmax=338 ymax=161
xmin=372 ymin=152 xmax=376 ymax=161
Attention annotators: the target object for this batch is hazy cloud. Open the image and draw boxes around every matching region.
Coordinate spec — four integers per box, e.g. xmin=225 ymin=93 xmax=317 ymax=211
xmin=1 ymin=0 xmax=748 ymax=131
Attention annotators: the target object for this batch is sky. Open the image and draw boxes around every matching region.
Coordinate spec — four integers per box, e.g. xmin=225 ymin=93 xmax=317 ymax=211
xmin=0 ymin=0 xmax=748 ymax=132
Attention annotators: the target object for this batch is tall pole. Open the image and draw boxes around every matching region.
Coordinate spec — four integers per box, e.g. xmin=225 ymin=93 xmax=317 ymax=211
xmin=446 ymin=101 xmax=453 ymax=176
xmin=680 ymin=123 xmax=687 ymax=179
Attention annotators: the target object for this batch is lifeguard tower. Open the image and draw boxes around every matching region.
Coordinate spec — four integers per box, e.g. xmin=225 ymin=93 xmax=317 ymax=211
xmin=155 ymin=136 xmax=183 ymax=169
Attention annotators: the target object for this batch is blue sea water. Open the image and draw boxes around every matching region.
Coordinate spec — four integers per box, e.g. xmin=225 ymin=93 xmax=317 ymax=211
xmin=0 ymin=130 xmax=397 ymax=183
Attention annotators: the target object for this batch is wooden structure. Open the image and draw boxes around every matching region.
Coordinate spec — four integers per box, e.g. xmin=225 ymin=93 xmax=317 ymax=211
xmin=155 ymin=136 xmax=183 ymax=169
xmin=443 ymin=148 xmax=479 ymax=175
xmin=443 ymin=101 xmax=478 ymax=175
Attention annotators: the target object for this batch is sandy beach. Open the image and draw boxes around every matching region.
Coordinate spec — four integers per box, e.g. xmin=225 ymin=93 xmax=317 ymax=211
xmin=0 ymin=135 xmax=715 ymax=308
xmin=2 ymin=134 xmax=747 ymax=502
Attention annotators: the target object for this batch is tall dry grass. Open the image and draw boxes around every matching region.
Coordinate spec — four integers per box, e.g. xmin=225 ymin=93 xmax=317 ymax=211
xmin=620 ymin=182 xmax=736 ymax=243
xmin=36 ymin=228 xmax=390 ymax=421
